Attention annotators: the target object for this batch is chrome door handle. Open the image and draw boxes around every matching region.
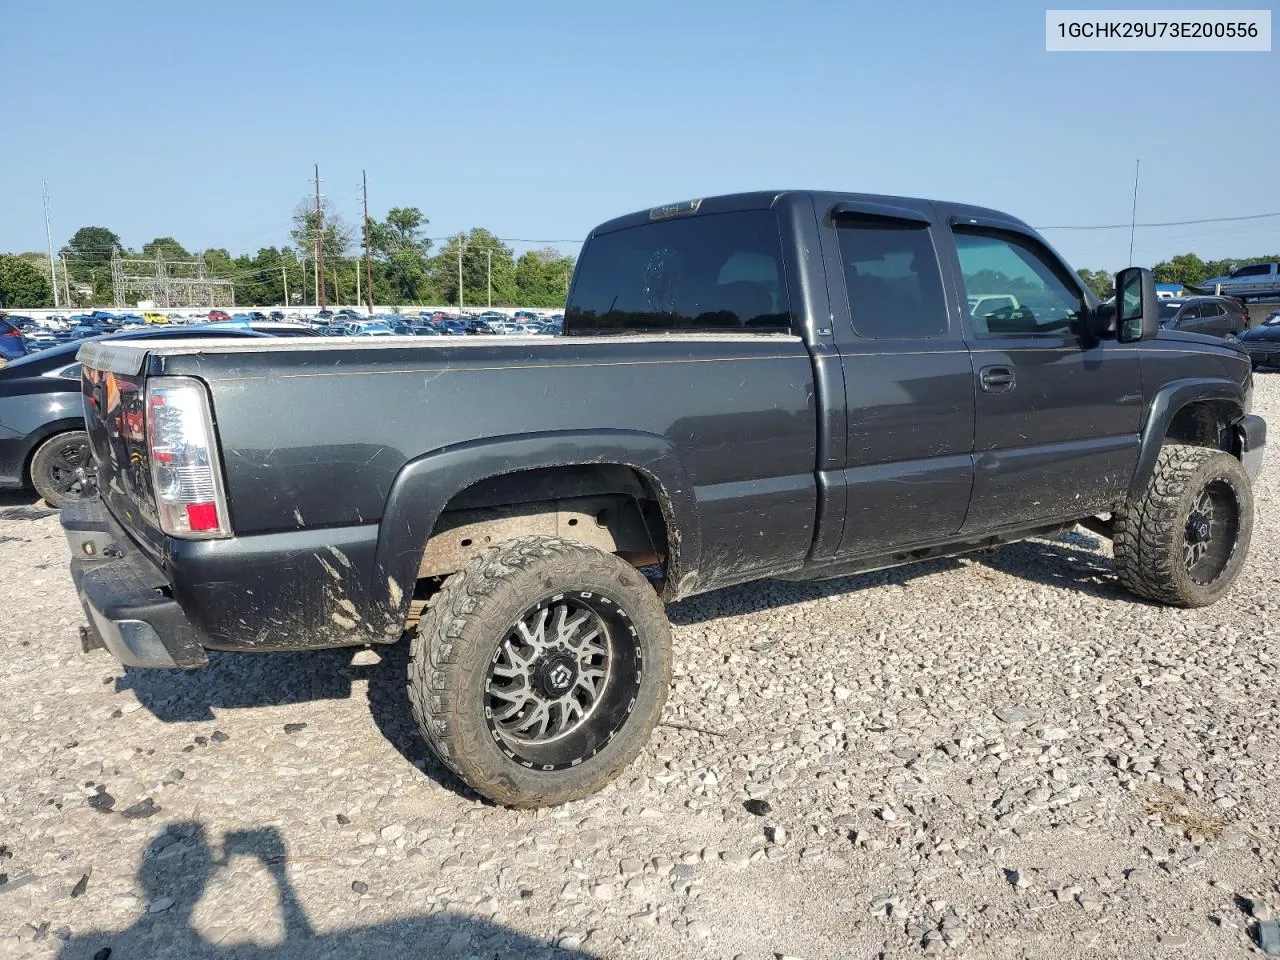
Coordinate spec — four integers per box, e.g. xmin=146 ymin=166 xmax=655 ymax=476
xmin=979 ymin=365 xmax=1015 ymax=392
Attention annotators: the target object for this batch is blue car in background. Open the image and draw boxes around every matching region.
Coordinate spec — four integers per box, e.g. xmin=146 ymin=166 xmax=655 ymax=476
xmin=0 ymin=317 xmax=30 ymax=363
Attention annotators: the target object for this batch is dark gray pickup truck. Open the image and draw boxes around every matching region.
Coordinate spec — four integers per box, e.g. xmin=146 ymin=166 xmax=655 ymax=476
xmin=64 ymin=190 xmax=1266 ymax=807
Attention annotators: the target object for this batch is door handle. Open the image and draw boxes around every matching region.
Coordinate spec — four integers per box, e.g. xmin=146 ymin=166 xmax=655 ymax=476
xmin=979 ymin=365 xmax=1015 ymax=392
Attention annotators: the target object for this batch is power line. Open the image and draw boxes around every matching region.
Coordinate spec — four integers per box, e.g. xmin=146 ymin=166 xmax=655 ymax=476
xmin=1037 ymin=211 xmax=1280 ymax=231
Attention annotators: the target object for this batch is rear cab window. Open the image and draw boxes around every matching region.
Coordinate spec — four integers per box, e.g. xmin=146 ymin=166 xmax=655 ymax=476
xmin=565 ymin=210 xmax=792 ymax=334
xmin=834 ymin=218 xmax=948 ymax=339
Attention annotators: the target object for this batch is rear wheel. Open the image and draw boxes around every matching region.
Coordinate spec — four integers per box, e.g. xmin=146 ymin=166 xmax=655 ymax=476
xmin=29 ymin=431 xmax=96 ymax=508
xmin=408 ymin=536 xmax=672 ymax=807
xmin=1113 ymin=443 xmax=1253 ymax=607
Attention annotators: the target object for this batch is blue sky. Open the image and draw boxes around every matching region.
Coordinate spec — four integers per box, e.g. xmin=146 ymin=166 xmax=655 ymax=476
xmin=1 ymin=0 xmax=1275 ymax=270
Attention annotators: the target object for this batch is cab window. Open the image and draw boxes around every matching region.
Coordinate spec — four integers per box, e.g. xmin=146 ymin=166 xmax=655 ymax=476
xmin=953 ymin=229 xmax=1085 ymax=336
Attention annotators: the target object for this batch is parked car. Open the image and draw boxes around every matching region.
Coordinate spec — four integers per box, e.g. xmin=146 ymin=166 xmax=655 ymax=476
xmin=1238 ymin=311 xmax=1280 ymax=368
xmin=1156 ymin=296 xmax=1249 ymax=339
xmin=207 ymin=310 xmax=231 ymax=322
xmin=268 ymin=311 xmax=285 ymax=321
xmin=142 ymin=312 xmax=170 ymax=325
xmin=0 ymin=317 xmax=29 ymax=363
xmin=0 ymin=325 xmax=269 ymax=506
xmin=1186 ymin=262 xmax=1280 ymax=302
xmin=64 ymin=190 xmax=1265 ymax=810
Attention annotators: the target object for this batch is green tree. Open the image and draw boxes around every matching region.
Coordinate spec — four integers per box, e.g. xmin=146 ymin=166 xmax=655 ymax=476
xmin=63 ymin=225 xmax=121 ymax=299
xmin=368 ymin=207 xmax=434 ymax=303
xmin=1075 ymin=268 xmax=1114 ymax=300
xmin=290 ymin=200 xmax=355 ymax=303
xmin=0 ymin=255 xmax=54 ymax=308
xmin=431 ymin=228 xmax=516 ymax=308
xmin=141 ymin=237 xmax=192 ymax=261
xmin=515 ymin=247 xmax=575 ymax=307
xmin=1151 ymin=253 xmax=1208 ymax=286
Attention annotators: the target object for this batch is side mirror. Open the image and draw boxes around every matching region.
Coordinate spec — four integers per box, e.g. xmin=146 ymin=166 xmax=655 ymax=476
xmin=1115 ymin=267 xmax=1158 ymax=343
xmin=1089 ymin=299 xmax=1117 ymax=338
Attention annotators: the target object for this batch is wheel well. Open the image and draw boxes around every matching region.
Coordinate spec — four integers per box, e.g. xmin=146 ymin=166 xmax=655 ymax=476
xmin=1165 ymin=401 xmax=1237 ymax=452
xmin=419 ymin=465 xmax=672 ymax=580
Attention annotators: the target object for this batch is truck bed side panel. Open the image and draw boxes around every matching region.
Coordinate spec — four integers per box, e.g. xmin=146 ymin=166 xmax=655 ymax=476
xmin=160 ymin=336 xmax=817 ymax=626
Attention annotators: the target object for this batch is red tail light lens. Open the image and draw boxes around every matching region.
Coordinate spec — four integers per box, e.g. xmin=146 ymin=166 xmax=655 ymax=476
xmin=145 ymin=377 xmax=231 ymax=538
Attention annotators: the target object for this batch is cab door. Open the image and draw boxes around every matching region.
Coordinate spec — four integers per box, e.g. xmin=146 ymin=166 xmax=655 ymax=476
xmin=941 ymin=219 xmax=1144 ymax=532
xmin=819 ymin=201 xmax=976 ymax=556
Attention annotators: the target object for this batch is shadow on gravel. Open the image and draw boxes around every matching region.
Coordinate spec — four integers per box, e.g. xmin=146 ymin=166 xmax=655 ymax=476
xmin=56 ymin=821 xmax=594 ymax=960
xmin=115 ymin=643 xmax=475 ymax=801
xmin=972 ymin=536 xmax=1147 ymax=604
xmin=116 ymin=649 xmax=362 ymax=722
xmin=0 ymin=489 xmax=42 ymax=508
xmin=667 ymin=530 xmax=1133 ymax=626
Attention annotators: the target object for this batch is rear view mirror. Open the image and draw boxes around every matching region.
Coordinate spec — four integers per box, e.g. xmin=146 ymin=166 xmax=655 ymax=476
xmin=1115 ymin=267 xmax=1158 ymax=342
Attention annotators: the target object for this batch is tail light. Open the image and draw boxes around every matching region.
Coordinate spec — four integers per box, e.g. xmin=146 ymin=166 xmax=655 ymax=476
xmin=2 ymin=326 xmax=21 ymax=338
xmin=145 ymin=376 xmax=231 ymax=538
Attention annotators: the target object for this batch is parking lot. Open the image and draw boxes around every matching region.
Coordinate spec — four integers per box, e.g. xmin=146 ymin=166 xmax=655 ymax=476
xmin=0 ymin=371 xmax=1276 ymax=960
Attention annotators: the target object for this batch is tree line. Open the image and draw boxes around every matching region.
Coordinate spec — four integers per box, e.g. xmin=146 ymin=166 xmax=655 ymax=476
xmin=0 ymin=202 xmax=577 ymax=310
xmin=4 ymin=219 xmax=1277 ymax=310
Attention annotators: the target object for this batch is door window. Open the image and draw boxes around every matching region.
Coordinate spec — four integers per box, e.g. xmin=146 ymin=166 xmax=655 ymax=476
xmin=1231 ymin=263 xmax=1272 ymax=278
xmin=953 ymin=230 xmax=1085 ymax=336
xmin=835 ymin=220 xmax=948 ymax=338
xmin=1178 ymin=302 xmax=1204 ymax=326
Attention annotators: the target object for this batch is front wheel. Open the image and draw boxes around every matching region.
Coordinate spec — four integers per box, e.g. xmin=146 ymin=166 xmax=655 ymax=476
xmin=1113 ymin=443 xmax=1253 ymax=607
xmin=409 ymin=536 xmax=672 ymax=807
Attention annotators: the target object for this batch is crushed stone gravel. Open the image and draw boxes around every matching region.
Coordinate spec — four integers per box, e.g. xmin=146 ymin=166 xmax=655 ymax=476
xmin=1 ymin=375 xmax=1279 ymax=959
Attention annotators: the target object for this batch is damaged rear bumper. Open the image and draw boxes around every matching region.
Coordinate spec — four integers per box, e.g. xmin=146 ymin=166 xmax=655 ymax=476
xmin=62 ymin=499 xmax=209 ymax=669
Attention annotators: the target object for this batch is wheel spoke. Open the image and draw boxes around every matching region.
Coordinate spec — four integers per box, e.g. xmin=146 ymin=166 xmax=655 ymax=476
xmin=491 ymin=692 xmax=531 ymax=723
xmin=513 ymin=701 xmax=551 ymax=738
xmin=515 ymin=607 xmax=550 ymax=652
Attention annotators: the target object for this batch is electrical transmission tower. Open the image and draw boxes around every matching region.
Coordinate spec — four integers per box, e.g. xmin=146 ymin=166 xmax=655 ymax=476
xmin=110 ymin=247 xmax=236 ymax=309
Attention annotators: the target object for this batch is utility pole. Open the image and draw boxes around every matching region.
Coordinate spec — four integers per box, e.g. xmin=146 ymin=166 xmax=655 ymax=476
xmin=486 ymin=249 xmax=492 ymax=308
xmin=282 ymin=265 xmax=289 ymax=308
xmin=354 ymin=254 xmax=361 ymax=310
xmin=313 ymin=164 xmax=326 ymax=308
xmin=61 ymin=255 xmax=71 ymax=307
xmin=42 ymin=180 xmax=60 ymax=308
xmin=457 ymin=240 xmax=464 ymax=313
xmin=1128 ymin=158 xmax=1140 ymax=267
xmin=362 ymin=170 xmax=374 ymax=314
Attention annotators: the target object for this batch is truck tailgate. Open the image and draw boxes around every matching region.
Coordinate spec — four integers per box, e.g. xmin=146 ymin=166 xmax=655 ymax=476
xmin=78 ymin=343 xmax=167 ymax=559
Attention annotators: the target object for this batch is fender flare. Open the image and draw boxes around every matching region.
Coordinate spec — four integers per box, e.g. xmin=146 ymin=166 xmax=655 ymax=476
xmin=369 ymin=429 xmax=699 ymax=631
xmin=1129 ymin=378 xmax=1244 ymax=499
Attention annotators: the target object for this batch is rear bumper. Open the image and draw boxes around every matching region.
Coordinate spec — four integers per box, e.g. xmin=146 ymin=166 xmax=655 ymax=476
xmin=62 ymin=499 xmax=209 ymax=669
xmin=1238 ymin=414 xmax=1266 ymax=483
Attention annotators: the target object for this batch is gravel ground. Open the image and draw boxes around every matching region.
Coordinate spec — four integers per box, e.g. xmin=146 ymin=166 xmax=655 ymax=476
xmin=2 ymin=374 xmax=1279 ymax=960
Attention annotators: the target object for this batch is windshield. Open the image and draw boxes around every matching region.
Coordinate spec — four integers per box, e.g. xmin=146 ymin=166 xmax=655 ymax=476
xmin=1157 ymin=302 xmax=1182 ymax=323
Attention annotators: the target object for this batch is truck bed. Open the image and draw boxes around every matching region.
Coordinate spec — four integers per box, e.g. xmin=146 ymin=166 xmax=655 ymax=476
xmin=76 ymin=331 xmax=820 ymax=652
